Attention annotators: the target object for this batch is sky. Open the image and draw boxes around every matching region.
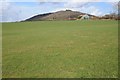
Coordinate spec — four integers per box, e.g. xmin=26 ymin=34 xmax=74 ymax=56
xmin=0 ymin=0 xmax=119 ymax=22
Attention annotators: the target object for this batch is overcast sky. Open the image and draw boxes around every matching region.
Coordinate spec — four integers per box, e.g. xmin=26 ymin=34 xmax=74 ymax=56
xmin=0 ymin=0 xmax=119 ymax=22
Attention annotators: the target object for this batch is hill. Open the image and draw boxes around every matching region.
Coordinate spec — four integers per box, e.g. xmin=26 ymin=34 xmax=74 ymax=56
xmin=25 ymin=10 xmax=99 ymax=21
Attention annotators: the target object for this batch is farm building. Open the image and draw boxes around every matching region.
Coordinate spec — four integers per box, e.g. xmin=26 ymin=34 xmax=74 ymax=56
xmin=80 ymin=14 xmax=90 ymax=20
xmin=77 ymin=14 xmax=90 ymax=20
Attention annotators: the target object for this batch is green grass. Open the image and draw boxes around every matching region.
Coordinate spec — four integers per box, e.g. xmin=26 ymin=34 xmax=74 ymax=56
xmin=2 ymin=20 xmax=118 ymax=78
xmin=0 ymin=23 xmax=2 ymax=79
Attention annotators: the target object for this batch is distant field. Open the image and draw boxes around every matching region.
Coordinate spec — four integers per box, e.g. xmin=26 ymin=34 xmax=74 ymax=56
xmin=2 ymin=20 xmax=118 ymax=78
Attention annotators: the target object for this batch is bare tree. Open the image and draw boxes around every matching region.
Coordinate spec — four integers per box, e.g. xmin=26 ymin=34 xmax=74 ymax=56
xmin=112 ymin=2 xmax=119 ymax=13
xmin=110 ymin=2 xmax=120 ymax=20
xmin=117 ymin=1 xmax=120 ymax=14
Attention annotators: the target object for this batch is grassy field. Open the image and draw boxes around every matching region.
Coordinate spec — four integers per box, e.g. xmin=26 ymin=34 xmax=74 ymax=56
xmin=2 ymin=20 xmax=118 ymax=78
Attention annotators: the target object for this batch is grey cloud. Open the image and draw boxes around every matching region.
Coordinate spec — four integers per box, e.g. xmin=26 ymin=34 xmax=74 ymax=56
xmin=1 ymin=2 xmax=21 ymax=22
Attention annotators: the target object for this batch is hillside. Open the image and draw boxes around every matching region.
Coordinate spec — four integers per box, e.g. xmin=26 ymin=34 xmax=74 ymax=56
xmin=25 ymin=10 xmax=99 ymax=21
